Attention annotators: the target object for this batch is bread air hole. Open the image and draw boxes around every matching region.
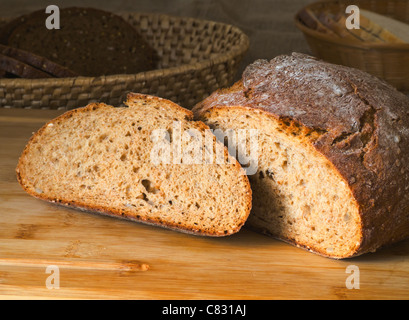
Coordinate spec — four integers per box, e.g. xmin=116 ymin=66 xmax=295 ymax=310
xmin=141 ymin=179 xmax=160 ymax=194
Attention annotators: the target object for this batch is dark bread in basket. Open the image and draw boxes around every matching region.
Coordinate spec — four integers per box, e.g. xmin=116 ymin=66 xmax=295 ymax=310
xmin=0 ymin=7 xmax=158 ymax=77
xmin=0 ymin=44 xmax=78 ymax=78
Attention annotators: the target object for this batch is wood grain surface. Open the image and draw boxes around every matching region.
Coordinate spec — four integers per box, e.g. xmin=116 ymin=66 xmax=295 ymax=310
xmin=1 ymin=108 xmax=409 ymax=300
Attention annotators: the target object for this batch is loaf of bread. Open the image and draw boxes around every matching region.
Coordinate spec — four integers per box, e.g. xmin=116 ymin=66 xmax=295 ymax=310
xmin=1 ymin=7 xmax=158 ymax=76
xmin=16 ymin=93 xmax=252 ymax=236
xmin=193 ymin=53 xmax=409 ymax=258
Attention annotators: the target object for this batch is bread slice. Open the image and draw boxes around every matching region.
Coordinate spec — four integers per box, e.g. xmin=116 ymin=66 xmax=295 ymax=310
xmin=360 ymin=9 xmax=409 ymax=44
xmin=0 ymin=53 xmax=52 ymax=78
xmin=3 ymin=7 xmax=158 ymax=76
xmin=16 ymin=93 xmax=252 ymax=236
xmin=193 ymin=53 xmax=409 ymax=258
xmin=0 ymin=44 xmax=78 ymax=77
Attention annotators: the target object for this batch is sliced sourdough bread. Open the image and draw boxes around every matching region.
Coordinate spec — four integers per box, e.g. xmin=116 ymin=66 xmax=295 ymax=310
xmin=193 ymin=53 xmax=409 ymax=258
xmin=16 ymin=93 xmax=252 ymax=236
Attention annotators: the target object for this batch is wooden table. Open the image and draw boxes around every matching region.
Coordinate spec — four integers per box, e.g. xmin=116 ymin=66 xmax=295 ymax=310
xmin=1 ymin=108 xmax=409 ymax=300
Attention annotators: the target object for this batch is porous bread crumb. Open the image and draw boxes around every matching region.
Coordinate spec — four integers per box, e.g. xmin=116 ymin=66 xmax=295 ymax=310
xmin=16 ymin=93 xmax=252 ymax=236
xmin=200 ymin=106 xmax=362 ymax=258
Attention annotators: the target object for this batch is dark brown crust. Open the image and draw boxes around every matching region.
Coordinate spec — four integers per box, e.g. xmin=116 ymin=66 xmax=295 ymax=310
xmin=0 ymin=44 xmax=78 ymax=77
xmin=16 ymin=94 xmax=252 ymax=237
xmin=193 ymin=52 xmax=409 ymax=257
xmin=0 ymin=53 xmax=52 ymax=78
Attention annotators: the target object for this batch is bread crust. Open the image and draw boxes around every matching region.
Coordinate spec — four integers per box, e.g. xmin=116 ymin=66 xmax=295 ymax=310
xmin=16 ymin=94 xmax=252 ymax=237
xmin=0 ymin=52 xmax=53 ymax=78
xmin=193 ymin=53 xmax=409 ymax=257
xmin=0 ymin=44 xmax=78 ymax=77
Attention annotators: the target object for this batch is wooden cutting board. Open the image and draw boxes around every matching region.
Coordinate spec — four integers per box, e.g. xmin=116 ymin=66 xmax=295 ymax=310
xmin=1 ymin=108 xmax=408 ymax=300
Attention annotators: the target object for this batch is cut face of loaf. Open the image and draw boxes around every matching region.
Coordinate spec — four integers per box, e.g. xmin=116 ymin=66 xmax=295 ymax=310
xmin=16 ymin=93 xmax=252 ymax=236
xmin=197 ymin=107 xmax=361 ymax=258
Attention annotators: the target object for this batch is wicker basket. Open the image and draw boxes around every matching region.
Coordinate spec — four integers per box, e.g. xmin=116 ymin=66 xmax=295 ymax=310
xmin=295 ymin=0 xmax=409 ymax=93
xmin=0 ymin=12 xmax=249 ymax=110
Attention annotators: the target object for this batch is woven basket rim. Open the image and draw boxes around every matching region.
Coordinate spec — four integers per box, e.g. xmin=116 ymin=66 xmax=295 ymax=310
xmin=0 ymin=11 xmax=250 ymax=86
xmin=294 ymin=0 xmax=409 ymax=50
